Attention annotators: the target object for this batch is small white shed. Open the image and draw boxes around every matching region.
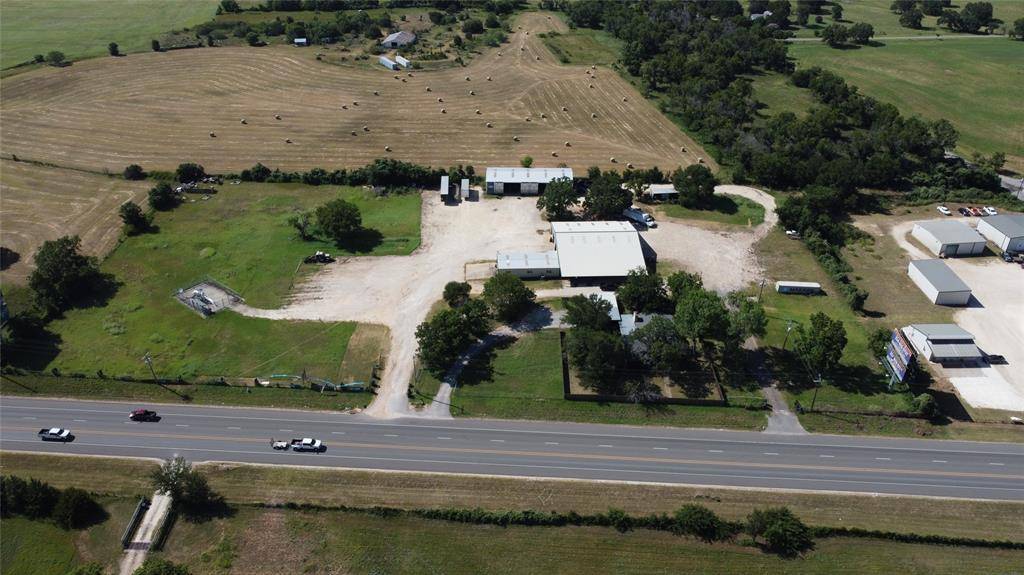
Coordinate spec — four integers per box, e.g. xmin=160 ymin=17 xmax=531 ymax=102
xmin=378 ymin=56 xmax=399 ymax=70
xmin=395 ymin=55 xmax=411 ymax=68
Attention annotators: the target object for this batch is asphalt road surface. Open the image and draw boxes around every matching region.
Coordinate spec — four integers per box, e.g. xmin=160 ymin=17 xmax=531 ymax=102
xmin=2 ymin=397 xmax=1022 ymax=500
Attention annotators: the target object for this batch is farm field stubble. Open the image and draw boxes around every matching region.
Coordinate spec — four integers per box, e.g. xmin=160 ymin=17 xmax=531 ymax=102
xmin=0 ymin=12 xmax=709 ymax=175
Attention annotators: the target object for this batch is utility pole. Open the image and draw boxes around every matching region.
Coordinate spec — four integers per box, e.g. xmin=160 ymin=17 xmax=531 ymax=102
xmin=782 ymin=320 xmax=794 ymax=350
xmin=810 ymin=373 xmax=822 ymax=412
xmin=757 ymin=279 xmax=766 ymax=302
xmin=142 ymin=352 xmax=158 ymax=383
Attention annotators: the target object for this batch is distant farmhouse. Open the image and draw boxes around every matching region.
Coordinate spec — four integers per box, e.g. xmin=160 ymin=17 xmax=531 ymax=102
xmin=381 ymin=31 xmax=416 ymax=48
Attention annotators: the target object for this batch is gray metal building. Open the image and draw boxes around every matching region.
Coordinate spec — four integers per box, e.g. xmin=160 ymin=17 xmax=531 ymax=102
xmin=977 ymin=214 xmax=1024 ymax=253
xmin=911 ymin=220 xmax=986 ymax=257
xmin=907 ymin=259 xmax=971 ymax=306
xmin=486 ymin=167 xmax=573 ymax=196
xmin=496 ymin=251 xmax=560 ymax=279
xmin=903 ymin=324 xmax=982 ymax=363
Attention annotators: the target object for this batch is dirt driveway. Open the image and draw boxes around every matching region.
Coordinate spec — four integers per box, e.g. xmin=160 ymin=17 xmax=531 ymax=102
xmin=643 ymin=185 xmax=778 ymax=293
xmin=891 ymin=220 xmax=1024 ymax=412
xmin=237 ymin=193 xmax=551 ymax=417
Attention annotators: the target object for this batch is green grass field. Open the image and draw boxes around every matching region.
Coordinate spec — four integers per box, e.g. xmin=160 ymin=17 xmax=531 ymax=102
xmin=12 ymin=183 xmax=416 ymax=380
xmin=450 ymin=330 xmax=767 ymax=430
xmin=0 ymin=497 xmax=136 ymax=575
xmin=0 ymin=0 xmax=218 ymax=69
xmin=789 ymin=39 xmax=1024 ymax=170
xmin=786 ymin=0 xmax=1024 ymax=39
xmin=540 ymin=26 xmax=623 ymax=66
xmin=655 ymin=194 xmax=766 ymax=226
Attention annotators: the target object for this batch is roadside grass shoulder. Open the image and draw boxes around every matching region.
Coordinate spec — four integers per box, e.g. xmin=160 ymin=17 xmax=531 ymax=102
xmin=450 ymin=330 xmax=767 ymax=430
xmin=1 ymin=372 xmax=375 ymax=411
xmin=655 ymin=194 xmax=766 ymax=227
xmin=0 ymin=0 xmax=218 ymax=69
xmin=14 ymin=183 xmax=413 ymax=380
xmin=792 ymin=411 xmax=1024 ymax=442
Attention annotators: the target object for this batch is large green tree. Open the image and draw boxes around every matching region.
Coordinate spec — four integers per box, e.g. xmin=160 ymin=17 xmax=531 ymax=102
xmin=673 ymin=288 xmax=729 ymax=353
xmin=535 ymin=177 xmax=577 ymax=221
xmin=482 ymin=272 xmax=535 ymax=323
xmin=616 ymin=269 xmax=667 ymax=313
xmin=630 ymin=315 xmax=685 ymax=372
xmin=415 ymin=301 xmax=490 ymax=376
xmin=792 ymin=311 xmax=848 ymax=378
xmin=315 ymin=198 xmax=362 ymax=243
xmin=671 ymin=165 xmax=718 ymax=209
xmin=565 ymin=327 xmax=626 ymax=391
xmin=746 ymin=507 xmax=813 ymax=557
xmin=820 ymin=23 xmax=849 ymax=47
xmin=583 ymin=170 xmax=630 ymax=220
xmin=28 ymin=236 xmax=103 ymax=317
xmin=563 ymin=294 xmax=613 ymax=331
xmin=666 ymin=271 xmax=703 ymax=303
xmin=147 ymin=182 xmax=177 ymax=211
xmin=175 ymin=162 xmax=206 ymax=183
xmin=443 ymin=281 xmax=472 ymax=308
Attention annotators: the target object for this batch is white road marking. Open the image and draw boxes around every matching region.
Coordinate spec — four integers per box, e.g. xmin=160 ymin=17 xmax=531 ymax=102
xmin=820 ymin=455 xmax=835 ymax=458
xmin=385 ymin=434 xmax=399 ymax=437
xmin=989 ymin=462 xmax=1005 ymax=466
xmin=545 ymin=442 xmax=559 ymax=445
xmin=228 ymin=427 xmax=241 ymax=430
xmin=22 ymin=417 xmax=36 ymax=420
xmin=932 ymin=460 xmax=947 ymax=463
xmin=653 ymin=447 xmax=668 ymax=451
xmin=279 ymin=429 xmax=293 ymax=432
xmin=331 ymin=432 xmax=346 ymax=435
xmin=437 ymin=437 xmax=452 ymax=440
xmin=175 ymin=424 xmax=189 ymax=427
xmin=599 ymin=444 xmax=614 ymax=448
xmin=490 ymin=439 xmax=505 ymax=443
xmin=763 ymin=452 xmax=779 ymax=456
xmin=708 ymin=449 xmax=723 ymax=453
xmin=73 ymin=419 xmax=87 ymax=422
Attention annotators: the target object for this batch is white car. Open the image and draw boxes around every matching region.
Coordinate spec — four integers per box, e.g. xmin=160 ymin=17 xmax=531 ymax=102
xmin=38 ymin=427 xmax=72 ymax=442
xmin=936 ymin=205 xmax=952 ymax=216
xmin=983 ymin=206 xmax=998 ymax=216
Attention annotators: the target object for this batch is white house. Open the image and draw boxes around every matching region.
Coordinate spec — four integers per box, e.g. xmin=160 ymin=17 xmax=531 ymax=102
xmin=911 ymin=220 xmax=986 ymax=257
xmin=977 ymin=214 xmax=1024 ymax=253
xmin=381 ymin=31 xmax=416 ymax=48
xmin=907 ymin=259 xmax=971 ymax=306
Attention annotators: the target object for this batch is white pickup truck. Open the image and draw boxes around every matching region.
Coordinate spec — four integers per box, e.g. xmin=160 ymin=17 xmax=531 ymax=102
xmin=623 ymin=206 xmax=656 ymax=228
xmin=272 ymin=438 xmax=325 ymax=452
xmin=38 ymin=428 xmax=72 ymax=442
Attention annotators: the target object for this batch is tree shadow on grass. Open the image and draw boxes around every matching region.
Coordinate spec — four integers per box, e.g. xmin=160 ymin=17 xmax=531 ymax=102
xmin=72 ymin=272 xmax=121 ymax=311
xmin=336 ymin=228 xmax=384 ymax=253
xmin=458 ymin=335 xmax=515 ymax=388
xmin=0 ymin=246 xmax=20 ymax=270
xmin=1 ymin=315 xmax=62 ymax=370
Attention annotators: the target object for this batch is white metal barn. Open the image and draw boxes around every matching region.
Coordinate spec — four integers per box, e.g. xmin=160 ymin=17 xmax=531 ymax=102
xmin=907 ymin=259 xmax=971 ymax=306
xmin=911 ymin=220 xmax=986 ymax=257
xmin=775 ymin=281 xmax=821 ymax=295
xmin=486 ymin=167 xmax=573 ymax=195
xmin=439 ymin=175 xmax=450 ymax=198
xmin=460 ymin=178 xmax=470 ymax=200
xmin=977 ymin=214 xmax=1024 ymax=253
xmin=378 ymin=56 xmax=400 ymax=70
xmin=395 ymin=55 xmax=411 ymax=68
xmin=551 ymin=221 xmax=647 ymax=279
xmin=381 ymin=31 xmax=416 ymax=48
xmin=643 ymin=184 xmax=679 ymax=201
xmin=902 ymin=324 xmax=982 ymax=363
xmin=496 ymin=251 xmax=560 ymax=278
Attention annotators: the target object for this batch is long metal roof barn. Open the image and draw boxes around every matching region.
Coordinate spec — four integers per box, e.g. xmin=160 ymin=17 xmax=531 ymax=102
xmin=551 ymin=221 xmax=646 ymax=278
xmin=913 ymin=220 xmax=986 ymax=244
xmin=486 ymin=167 xmax=573 ymax=184
xmin=908 ymin=259 xmax=970 ymax=293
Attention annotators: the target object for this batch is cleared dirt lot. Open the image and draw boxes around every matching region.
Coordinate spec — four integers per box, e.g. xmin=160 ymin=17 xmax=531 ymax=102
xmin=891 ymin=220 xmax=1024 ymax=412
xmin=0 ymin=13 xmax=707 ymax=174
xmin=0 ymin=159 xmax=149 ymax=283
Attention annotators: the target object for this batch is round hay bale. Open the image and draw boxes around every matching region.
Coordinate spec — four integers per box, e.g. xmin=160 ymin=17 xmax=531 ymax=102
xmin=285 ymin=138 xmax=292 ymax=144
xmin=408 ymin=72 xmax=414 ymax=77
xmin=622 ymin=96 xmax=628 ymax=102
xmin=362 ymin=125 xmax=369 ymax=131
xmin=352 ymin=101 xmax=358 ymax=106
xmin=373 ymin=90 xmax=379 ymax=96
xmin=394 ymin=75 xmax=400 ymax=79
xmin=487 ymin=76 xmax=492 ymax=81
xmin=589 ymin=84 xmax=594 ymax=88
xmin=591 ymin=65 xmax=596 ymax=69
xmin=564 ymin=141 xmax=570 ymax=147
xmin=384 ymin=145 xmax=391 ymax=152
xmin=342 ymin=105 xmax=348 ymax=110
xmin=540 ymin=113 xmax=546 ymax=118
xmin=697 ymin=158 xmax=705 ymax=164
xmin=498 ymin=52 xmax=502 ymax=56
xmin=475 ymin=109 xmax=481 ymax=114
xmin=401 ymin=78 xmax=407 ymax=82
xmin=240 ymin=118 xmax=247 ymax=124
xmin=610 ymin=157 xmax=617 ymax=163
xmin=561 ymin=106 xmax=567 ymax=112
xmin=535 ymin=56 xmax=540 ymax=61
xmin=350 ymin=130 xmax=357 ymax=136
xmin=275 ymin=114 xmax=282 ymax=120
xmin=551 ymin=151 xmax=558 ymax=157
xmin=209 ymin=132 xmax=216 ymax=137
xmin=591 ymin=113 xmax=597 ymax=118
xmin=426 ymin=86 xmax=432 ymax=92
xmin=525 ymin=116 xmax=531 ymax=122
xmin=627 ymin=162 xmax=634 ymax=169
xmin=441 ymin=108 xmax=446 ymax=113
xmin=680 ymin=146 xmax=686 ymax=153
xmin=486 ymin=122 xmax=493 ymax=128
xmin=437 ymin=97 xmax=443 ymax=102
xmin=465 ymin=76 xmax=471 ymax=81
xmin=512 ymin=135 xmax=520 ymax=141
xmin=469 ymin=90 xmax=475 ymax=95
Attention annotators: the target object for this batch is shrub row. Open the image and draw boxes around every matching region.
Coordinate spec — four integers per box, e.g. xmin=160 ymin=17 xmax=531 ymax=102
xmin=804 ymin=232 xmax=868 ymax=312
xmin=0 ymin=475 xmax=105 ymax=529
xmin=811 ymin=526 xmax=1024 ymax=551
xmin=231 ymin=158 xmax=475 ymax=190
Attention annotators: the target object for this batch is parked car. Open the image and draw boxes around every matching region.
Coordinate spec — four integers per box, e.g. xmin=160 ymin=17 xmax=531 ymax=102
xmin=785 ymin=230 xmax=801 ymax=239
xmin=1001 ymin=251 xmax=1016 ymax=263
xmin=129 ymin=409 xmax=159 ymax=422
xmin=983 ymin=206 xmax=998 ymax=216
xmin=969 ymin=206 xmax=984 ymax=216
xmin=38 ymin=428 xmax=73 ymax=442
xmin=957 ymin=207 xmax=971 ymax=216
xmin=936 ymin=205 xmax=952 ymax=216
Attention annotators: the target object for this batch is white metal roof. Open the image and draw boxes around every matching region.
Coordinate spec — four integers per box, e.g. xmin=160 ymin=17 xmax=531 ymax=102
xmin=909 ymin=323 xmax=975 ymax=340
xmin=980 ymin=214 xmax=1024 ymax=239
xmin=908 ymin=259 xmax=970 ymax=293
xmin=486 ymin=167 xmax=573 ymax=184
xmin=439 ymin=175 xmax=449 ymax=195
xmin=914 ymin=220 xmax=985 ymax=245
xmin=594 ymin=291 xmax=621 ymax=321
xmin=645 ymin=184 xmax=678 ymax=196
xmin=382 ymin=31 xmax=416 ymax=44
xmin=496 ymin=251 xmax=559 ymax=270
xmin=552 ymin=221 xmax=646 ymax=278
xmin=775 ymin=281 xmax=821 ymax=289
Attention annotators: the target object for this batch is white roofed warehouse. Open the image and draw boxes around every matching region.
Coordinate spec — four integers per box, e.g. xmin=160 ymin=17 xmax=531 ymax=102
xmin=911 ymin=220 xmax=986 ymax=257
xmin=496 ymin=251 xmax=560 ymax=279
xmin=486 ymin=167 xmax=573 ymax=196
xmin=977 ymin=214 xmax=1024 ymax=253
xmin=907 ymin=259 xmax=972 ymax=306
xmin=902 ymin=324 xmax=982 ymax=363
xmin=551 ymin=221 xmax=650 ymax=280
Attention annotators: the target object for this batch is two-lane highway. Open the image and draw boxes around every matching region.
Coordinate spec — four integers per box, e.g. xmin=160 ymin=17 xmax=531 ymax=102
xmin=2 ymin=397 xmax=1022 ymax=500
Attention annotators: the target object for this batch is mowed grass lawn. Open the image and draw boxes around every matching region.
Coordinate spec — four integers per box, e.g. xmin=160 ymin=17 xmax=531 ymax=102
xmin=790 ymin=39 xmax=1024 ymax=170
xmin=786 ymin=0 xmax=1024 ymax=38
xmin=21 ymin=183 xmax=418 ymax=380
xmin=451 ymin=330 xmax=767 ymax=430
xmin=0 ymin=0 xmax=218 ymax=69
xmin=656 ymin=194 xmax=766 ymax=227
xmin=540 ymin=25 xmax=623 ymax=66
xmin=157 ymin=506 xmax=1024 ymax=575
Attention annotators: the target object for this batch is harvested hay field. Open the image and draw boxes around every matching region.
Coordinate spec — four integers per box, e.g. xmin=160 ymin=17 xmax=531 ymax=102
xmin=0 ymin=159 xmax=148 ymax=283
xmin=0 ymin=12 xmax=708 ymax=174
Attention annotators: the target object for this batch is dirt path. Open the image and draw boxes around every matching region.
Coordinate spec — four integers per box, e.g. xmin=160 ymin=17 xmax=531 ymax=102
xmin=645 ymin=185 xmax=778 ymax=293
